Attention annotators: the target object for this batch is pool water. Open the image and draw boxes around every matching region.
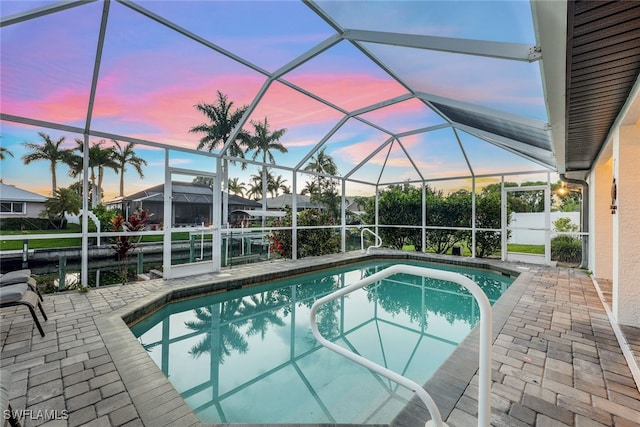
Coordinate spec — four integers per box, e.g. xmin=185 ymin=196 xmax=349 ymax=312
xmin=130 ymin=260 xmax=513 ymax=424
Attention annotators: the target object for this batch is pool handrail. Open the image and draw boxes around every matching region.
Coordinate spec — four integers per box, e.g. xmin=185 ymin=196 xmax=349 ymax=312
xmin=310 ymin=264 xmax=493 ymax=427
xmin=361 ymin=227 xmax=382 ymax=253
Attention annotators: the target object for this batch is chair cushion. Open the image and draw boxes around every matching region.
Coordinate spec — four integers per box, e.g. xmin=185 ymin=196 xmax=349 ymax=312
xmin=0 ymin=270 xmax=32 ymax=285
xmin=0 ymin=283 xmax=28 ymax=304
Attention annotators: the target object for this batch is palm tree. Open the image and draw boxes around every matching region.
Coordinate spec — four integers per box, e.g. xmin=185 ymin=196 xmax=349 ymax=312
xmin=0 ymin=146 xmax=14 ymax=160
xmin=113 ymin=140 xmax=147 ymax=198
xmin=248 ymin=118 xmax=287 ymax=224
xmin=246 ymin=173 xmax=263 ymax=201
xmin=228 ymin=177 xmax=246 ymax=196
xmin=68 ymin=139 xmax=119 ymax=207
xmin=270 ymin=175 xmax=289 ymax=197
xmin=304 ymin=147 xmax=340 ymax=220
xmin=41 ymin=187 xmax=81 ymax=229
xmin=22 ymin=132 xmax=73 ymax=195
xmin=190 ymin=91 xmax=252 ymax=224
xmin=304 ymin=147 xmax=338 ymax=186
xmin=301 ymin=180 xmax=319 ymax=196
xmin=190 ymin=91 xmax=251 ymax=158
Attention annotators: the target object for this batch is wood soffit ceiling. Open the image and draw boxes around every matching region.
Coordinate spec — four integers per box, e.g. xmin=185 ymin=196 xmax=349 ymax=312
xmin=565 ymin=0 xmax=640 ymax=172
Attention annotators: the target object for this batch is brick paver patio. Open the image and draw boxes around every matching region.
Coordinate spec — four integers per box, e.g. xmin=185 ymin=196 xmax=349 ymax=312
xmin=1 ymin=252 xmax=639 ymax=426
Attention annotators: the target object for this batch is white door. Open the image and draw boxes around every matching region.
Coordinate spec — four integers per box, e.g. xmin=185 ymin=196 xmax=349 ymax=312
xmin=163 ymin=168 xmax=220 ymax=279
xmin=502 ymin=185 xmax=551 ymax=265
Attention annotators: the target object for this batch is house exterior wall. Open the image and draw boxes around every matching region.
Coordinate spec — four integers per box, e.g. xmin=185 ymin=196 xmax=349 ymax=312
xmin=0 ymin=201 xmax=45 ymax=219
xmin=25 ymin=202 xmax=46 ymax=218
xmin=613 ymin=124 xmax=640 ymax=327
xmin=591 ymin=155 xmax=614 ymax=281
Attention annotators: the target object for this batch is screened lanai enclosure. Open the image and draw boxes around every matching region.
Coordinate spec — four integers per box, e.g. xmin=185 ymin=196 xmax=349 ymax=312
xmin=1 ymin=0 xmax=578 ymax=286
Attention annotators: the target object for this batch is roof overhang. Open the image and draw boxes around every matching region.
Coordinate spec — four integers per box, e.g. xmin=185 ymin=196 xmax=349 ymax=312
xmin=232 ymin=209 xmax=287 ymax=218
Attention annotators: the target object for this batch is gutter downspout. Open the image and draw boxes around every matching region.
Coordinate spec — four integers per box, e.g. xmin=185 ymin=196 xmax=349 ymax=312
xmin=560 ymin=173 xmax=589 ymax=269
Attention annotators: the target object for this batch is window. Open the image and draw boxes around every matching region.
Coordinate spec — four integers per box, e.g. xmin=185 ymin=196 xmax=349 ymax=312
xmin=1 ymin=202 xmax=25 ymax=214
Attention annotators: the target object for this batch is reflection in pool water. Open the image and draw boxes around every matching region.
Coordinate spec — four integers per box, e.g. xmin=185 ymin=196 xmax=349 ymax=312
xmin=130 ymin=260 xmax=513 ymax=424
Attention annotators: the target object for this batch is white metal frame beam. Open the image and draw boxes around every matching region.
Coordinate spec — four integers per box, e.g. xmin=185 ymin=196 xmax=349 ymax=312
xmin=344 ymin=29 xmax=541 ymax=62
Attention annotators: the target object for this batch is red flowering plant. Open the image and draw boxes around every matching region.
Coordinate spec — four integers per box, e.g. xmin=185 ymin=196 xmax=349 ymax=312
xmin=269 ymin=234 xmax=286 ymax=258
xmin=110 ymin=208 xmax=151 ymax=284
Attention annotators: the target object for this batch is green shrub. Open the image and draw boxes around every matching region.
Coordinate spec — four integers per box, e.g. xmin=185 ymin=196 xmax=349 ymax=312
xmin=551 ymin=235 xmax=581 ymax=263
xmin=270 ymin=208 xmax=340 ymax=259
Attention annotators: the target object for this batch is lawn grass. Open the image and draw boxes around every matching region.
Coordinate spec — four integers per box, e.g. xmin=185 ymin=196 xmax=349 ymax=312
xmin=507 ymin=243 xmax=544 ymax=254
xmin=0 ymin=227 xmax=200 ymax=251
xmin=1 ymin=224 xmax=83 ymax=250
xmin=2 ymin=228 xmax=544 ymax=256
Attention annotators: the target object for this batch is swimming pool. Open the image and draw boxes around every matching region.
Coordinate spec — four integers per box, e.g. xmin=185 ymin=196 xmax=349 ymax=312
xmin=130 ymin=259 xmax=513 ymax=424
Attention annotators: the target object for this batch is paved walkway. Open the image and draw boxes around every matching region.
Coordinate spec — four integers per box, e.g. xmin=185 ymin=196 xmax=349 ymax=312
xmin=1 ymin=252 xmax=639 ymax=426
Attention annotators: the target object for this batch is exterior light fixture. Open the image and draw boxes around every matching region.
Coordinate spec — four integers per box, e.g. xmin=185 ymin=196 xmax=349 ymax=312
xmin=556 ymin=183 xmax=569 ymax=197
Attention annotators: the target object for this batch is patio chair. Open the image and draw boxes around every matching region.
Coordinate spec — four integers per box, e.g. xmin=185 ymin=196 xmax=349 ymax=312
xmin=0 ymin=283 xmax=47 ymax=337
xmin=0 ymin=368 xmax=22 ymax=427
xmin=0 ymin=269 xmax=43 ymax=301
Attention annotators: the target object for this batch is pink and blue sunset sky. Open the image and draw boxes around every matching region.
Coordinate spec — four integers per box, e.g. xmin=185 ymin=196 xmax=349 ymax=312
xmin=0 ymin=0 xmax=554 ymax=200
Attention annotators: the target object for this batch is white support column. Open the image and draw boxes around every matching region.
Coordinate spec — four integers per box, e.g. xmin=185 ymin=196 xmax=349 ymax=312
xmin=222 ymin=160 xmax=229 ymax=230
xmin=292 ymin=173 xmax=297 ymax=260
xmin=471 ymin=176 xmax=476 ymax=258
xmin=162 ymin=150 xmax=171 ymax=279
xmin=500 ymin=176 xmax=507 ymax=261
xmin=341 ymin=179 xmax=346 ymax=253
xmin=422 ymin=182 xmax=426 ymax=253
xmin=374 ymin=186 xmax=380 ymax=236
xmin=544 ymin=179 xmax=551 ymax=266
xmin=213 ymin=158 xmax=222 ymax=272
xmin=81 ymin=134 xmax=90 ymax=287
xmin=613 ymin=124 xmax=640 ymax=326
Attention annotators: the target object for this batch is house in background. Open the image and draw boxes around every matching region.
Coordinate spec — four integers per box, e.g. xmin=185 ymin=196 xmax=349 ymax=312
xmin=262 ymin=194 xmax=368 ymax=224
xmin=106 ymin=182 xmax=260 ymax=227
xmin=0 ymin=182 xmax=47 ymax=219
xmin=265 ymin=194 xmax=324 ymax=212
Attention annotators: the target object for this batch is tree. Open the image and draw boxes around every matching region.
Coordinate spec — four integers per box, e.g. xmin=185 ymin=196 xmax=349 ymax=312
xmin=192 ymin=176 xmax=214 ymax=188
xmin=300 ymin=180 xmax=319 ymax=196
xmin=270 ymin=175 xmax=289 ymax=197
xmin=67 ymin=139 xmax=119 ymax=207
xmin=228 ymin=177 xmax=246 ymax=196
xmin=246 ymin=172 xmax=263 ymax=201
xmin=363 ymin=183 xmax=422 ymax=250
xmin=270 ymin=208 xmax=340 ymax=259
xmin=248 ymin=117 xmax=287 ymax=224
xmin=304 ymin=147 xmax=338 ymax=183
xmin=0 ymin=146 xmax=14 ymax=160
xmin=190 ymin=91 xmax=251 ymax=159
xmin=22 ymin=132 xmax=74 ymax=195
xmin=40 ymin=187 xmax=81 ymax=229
xmin=113 ymin=140 xmax=146 ymax=198
xmin=304 ymin=147 xmax=340 ymax=220
xmin=475 ymin=189 xmax=504 ymax=258
xmin=190 ymin=91 xmax=252 ymax=224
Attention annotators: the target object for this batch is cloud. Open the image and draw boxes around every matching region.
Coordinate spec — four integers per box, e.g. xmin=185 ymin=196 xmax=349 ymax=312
xmin=284 ymin=73 xmax=407 ymax=112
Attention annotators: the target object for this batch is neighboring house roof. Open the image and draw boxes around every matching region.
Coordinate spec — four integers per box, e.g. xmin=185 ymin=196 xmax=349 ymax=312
xmin=231 ymin=209 xmax=286 ymax=218
xmin=0 ymin=183 xmax=47 ymax=202
xmin=266 ymin=194 xmax=323 ymax=210
xmin=107 ymin=182 xmax=260 ymax=207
